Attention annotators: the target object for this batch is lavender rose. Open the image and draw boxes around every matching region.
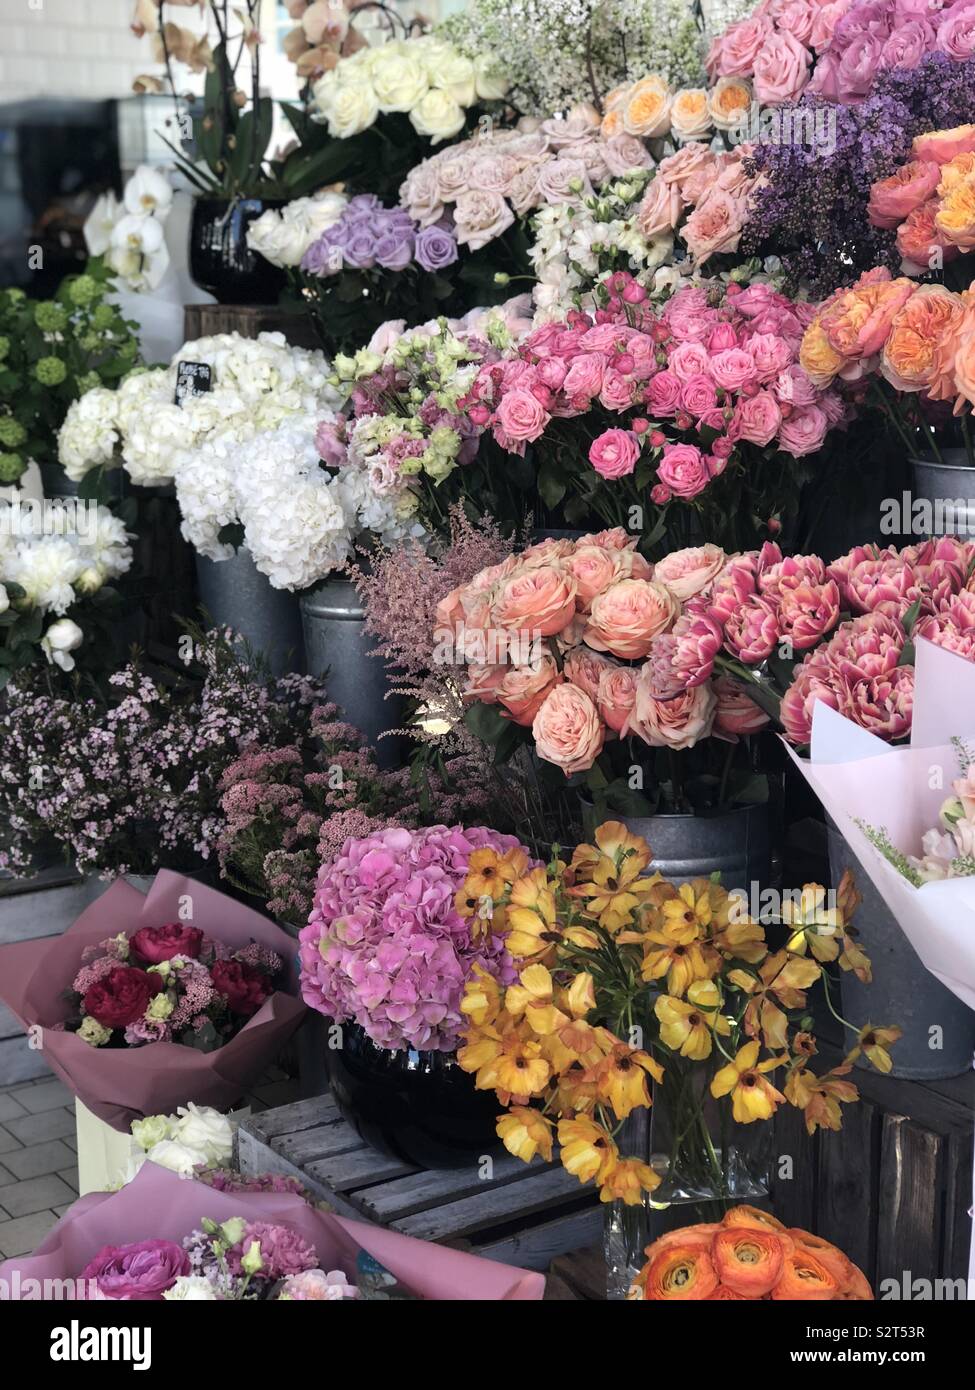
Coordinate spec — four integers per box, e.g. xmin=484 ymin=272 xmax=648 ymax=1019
xmin=82 ymin=1240 xmax=189 ymax=1300
xmin=342 ymin=230 xmax=378 ymax=269
xmin=414 ymin=224 xmax=459 ymax=272
xmin=374 ymin=228 xmax=414 ymax=271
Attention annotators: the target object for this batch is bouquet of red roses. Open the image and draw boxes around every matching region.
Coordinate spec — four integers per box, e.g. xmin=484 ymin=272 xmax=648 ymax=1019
xmin=0 ymin=872 xmax=306 ymax=1130
xmin=68 ymin=922 xmax=284 ymax=1053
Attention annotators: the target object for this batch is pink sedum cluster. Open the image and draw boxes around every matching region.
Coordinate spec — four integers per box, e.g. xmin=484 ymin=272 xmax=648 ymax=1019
xmin=298 ymin=825 xmax=531 ymax=1052
xmin=436 ymin=529 xmax=769 ymax=778
xmin=462 ymin=276 xmax=846 ymax=503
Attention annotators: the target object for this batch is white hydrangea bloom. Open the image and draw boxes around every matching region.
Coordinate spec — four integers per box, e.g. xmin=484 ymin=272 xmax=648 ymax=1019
xmin=57 ymin=388 xmax=121 ymax=482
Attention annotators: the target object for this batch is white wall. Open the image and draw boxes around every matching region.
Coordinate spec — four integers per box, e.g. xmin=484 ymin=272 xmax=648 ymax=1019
xmin=0 ymin=0 xmax=152 ymax=104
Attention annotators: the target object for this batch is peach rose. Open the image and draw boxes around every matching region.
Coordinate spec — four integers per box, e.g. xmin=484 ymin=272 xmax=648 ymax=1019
xmin=752 ymin=31 xmax=812 ymax=106
xmin=497 ymin=656 xmax=562 ymax=726
xmin=935 ymin=177 xmax=975 ymax=250
xmin=867 ymin=159 xmax=941 ymax=230
xmin=653 ymin=544 xmax=727 ymax=601
xmin=912 ymin=124 xmax=975 ymax=166
xmin=681 ymin=188 xmax=746 ymax=262
xmin=937 ymin=151 xmax=975 ymax=195
xmin=623 ymin=75 xmax=673 ymax=138
xmin=520 ymin=536 xmax=577 ymax=568
xmin=630 ymin=675 xmax=717 ymax=750
xmin=881 ymin=284 xmax=965 ymax=392
xmin=798 ymin=318 xmax=845 ymax=388
xmin=949 ymin=300 xmax=975 ymax=408
xmin=492 ymin=564 xmax=578 ymax=636
xmin=896 ymin=197 xmax=956 ymax=273
xmin=597 ymin=663 xmax=639 ymax=735
xmin=601 ymin=105 xmax=625 ymax=138
xmin=532 ymin=683 xmax=605 ymax=775
xmin=563 ymin=645 xmax=616 ymax=699
xmin=463 ymin=663 xmax=506 ymax=703
xmin=709 ymin=77 xmax=752 ymax=131
xmin=637 ymin=176 xmax=683 ymax=237
xmin=670 ymin=89 xmax=713 ymax=142
xmin=584 ymin=579 xmax=679 ymax=659
xmin=566 ymin=544 xmax=623 ymax=608
xmin=713 ymin=676 xmax=771 ymax=738
xmin=820 ymin=274 xmax=917 ymax=363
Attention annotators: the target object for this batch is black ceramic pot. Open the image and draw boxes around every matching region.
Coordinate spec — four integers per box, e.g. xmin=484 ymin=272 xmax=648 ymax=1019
xmin=189 ymin=197 xmax=287 ymax=305
xmin=324 ymin=1021 xmax=502 ymax=1169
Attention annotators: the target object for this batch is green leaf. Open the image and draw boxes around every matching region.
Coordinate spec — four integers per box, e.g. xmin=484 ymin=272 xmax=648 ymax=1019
xmin=463 ymin=701 xmax=511 ymax=745
xmin=536 ymin=455 xmax=566 ymax=511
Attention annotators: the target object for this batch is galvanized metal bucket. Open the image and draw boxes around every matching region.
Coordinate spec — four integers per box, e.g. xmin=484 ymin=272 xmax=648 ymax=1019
xmin=299 ymin=576 xmax=404 ymax=768
xmin=828 ymin=822 xmax=975 ymax=1079
xmin=195 ymin=549 xmax=304 ymax=676
xmin=615 ymin=804 xmax=771 ymax=895
xmin=911 ymin=452 xmax=975 ymax=538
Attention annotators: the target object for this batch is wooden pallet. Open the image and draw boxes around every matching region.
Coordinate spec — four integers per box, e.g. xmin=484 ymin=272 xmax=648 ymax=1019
xmin=236 ymin=1094 xmax=602 ymax=1275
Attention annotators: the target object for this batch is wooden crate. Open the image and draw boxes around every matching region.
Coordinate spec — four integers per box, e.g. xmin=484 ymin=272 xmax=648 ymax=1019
xmin=236 ymin=1094 xmax=602 ymax=1274
xmin=182 ymin=304 xmax=320 ymax=351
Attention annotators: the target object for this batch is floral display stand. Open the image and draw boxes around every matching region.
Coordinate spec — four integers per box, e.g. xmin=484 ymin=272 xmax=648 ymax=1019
xmin=236 ymin=1095 xmax=602 ymax=1273
xmin=181 ymin=304 xmax=321 ymax=351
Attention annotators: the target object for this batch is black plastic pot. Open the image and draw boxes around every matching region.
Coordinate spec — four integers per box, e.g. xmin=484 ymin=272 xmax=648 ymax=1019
xmin=189 ymin=197 xmax=287 ymax=305
xmin=324 ymin=1021 xmax=502 ymax=1169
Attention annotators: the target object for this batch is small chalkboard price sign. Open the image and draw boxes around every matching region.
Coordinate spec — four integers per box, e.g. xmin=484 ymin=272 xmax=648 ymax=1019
xmin=175 ymin=361 xmax=213 ymax=406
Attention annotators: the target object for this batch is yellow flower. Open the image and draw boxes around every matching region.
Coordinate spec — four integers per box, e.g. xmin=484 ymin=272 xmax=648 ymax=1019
xmin=713 ymin=912 xmax=768 ymax=964
xmin=710 ymin=1041 xmax=786 ymax=1123
xmin=728 ymin=951 xmax=821 ymax=1051
xmin=655 ymin=981 xmax=728 ymax=1060
xmin=598 ymin=1156 xmax=661 ymax=1205
xmin=504 ymin=963 xmax=568 ymax=1035
xmin=781 ymin=883 xmax=843 ymax=962
xmin=641 ymin=934 xmax=714 ymax=997
xmin=659 ymin=881 xmax=714 ymax=941
xmin=557 ymin=1116 xmax=619 ymax=1185
xmin=568 ymin=821 xmax=660 ymax=930
xmin=497 ymin=1106 xmax=553 ymax=1164
xmin=785 ymin=1065 xmax=859 ymax=1135
xmin=492 ymin=1032 xmax=552 ymax=1101
xmin=589 ymin=1042 xmax=663 ymax=1120
xmin=846 ymin=1024 xmax=902 ymax=1075
xmin=562 ymin=971 xmax=596 ymax=1019
xmin=459 ymin=964 xmax=501 ymax=1027
xmin=504 ymin=868 xmax=557 ymax=958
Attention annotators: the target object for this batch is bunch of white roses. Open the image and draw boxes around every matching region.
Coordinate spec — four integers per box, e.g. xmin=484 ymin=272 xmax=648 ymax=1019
xmin=124 ymin=1103 xmax=234 ymax=1184
xmin=246 ymin=191 xmax=348 ymax=270
xmin=312 ymin=34 xmax=507 ymax=142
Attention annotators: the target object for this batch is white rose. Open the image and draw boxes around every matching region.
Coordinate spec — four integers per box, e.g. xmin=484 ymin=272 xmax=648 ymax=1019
xmin=171 ymin=1103 xmax=234 ymax=1167
xmin=163 ymin=1277 xmax=219 ymax=1301
xmin=410 ymin=88 xmax=466 ymax=144
xmin=432 ymin=53 xmax=476 ymax=108
xmin=370 ymin=51 xmax=428 ymax=112
xmin=144 ymin=1139 xmax=208 ymax=1177
xmin=131 ymin=1114 xmax=173 ymax=1151
xmin=323 ymin=82 xmax=379 ymax=138
xmin=246 ymin=208 xmax=300 ymax=268
xmin=473 ymin=53 xmax=509 ymax=102
xmin=41 ymin=617 xmax=84 ymax=671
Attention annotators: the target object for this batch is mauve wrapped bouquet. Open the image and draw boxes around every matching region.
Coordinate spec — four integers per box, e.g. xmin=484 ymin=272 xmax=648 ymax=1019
xmin=0 ymin=872 xmax=305 ymax=1131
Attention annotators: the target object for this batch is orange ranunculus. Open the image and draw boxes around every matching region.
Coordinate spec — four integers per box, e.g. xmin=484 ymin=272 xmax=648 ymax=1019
xmin=721 ymin=1204 xmax=787 ymax=1232
xmin=706 ymin=1284 xmax=753 ymax=1299
xmin=935 ymin=177 xmax=975 ymax=250
xmin=819 ymin=273 xmax=917 ymax=363
xmin=712 ymin=1227 xmax=788 ymax=1297
xmin=643 ymin=1223 xmax=720 ymax=1260
xmin=881 ymin=283 xmax=965 ymax=392
xmin=643 ymin=1242 xmax=719 ymax=1300
xmin=771 ymin=1248 xmax=840 ymax=1300
xmin=837 ymin=1263 xmax=874 ymax=1301
xmin=788 ymin=1229 xmax=853 ymax=1287
xmin=798 ymin=317 xmax=846 ymax=388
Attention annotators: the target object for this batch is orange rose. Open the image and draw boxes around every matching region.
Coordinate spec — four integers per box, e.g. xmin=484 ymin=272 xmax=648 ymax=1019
xmin=531 ymin=682 xmax=605 ymax=775
xmin=912 ymin=123 xmax=975 ymax=166
xmin=881 ymin=283 xmax=965 ymax=392
xmin=938 ymin=150 xmax=975 ymax=195
xmin=799 ymin=317 xmax=845 ymax=388
xmin=927 ymin=290 xmax=975 ymax=402
xmin=492 ymin=563 xmax=578 ymax=636
xmin=771 ymin=1248 xmax=839 ymax=1300
xmin=935 ymin=176 xmax=975 ymax=250
xmin=712 ymin=1227 xmax=788 ymax=1297
xmin=642 ymin=1242 xmax=719 ymax=1299
xmin=708 ymin=76 xmax=752 ymax=131
xmin=623 ymin=75 xmax=672 ymax=138
xmin=496 ymin=656 xmax=561 ymax=726
xmin=584 ymin=578 xmax=678 ymax=659
xmin=948 ymin=299 xmax=975 ymax=408
xmin=896 ymin=196 xmax=956 ymax=273
xmin=820 ymin=274 xmax=917 ymax=363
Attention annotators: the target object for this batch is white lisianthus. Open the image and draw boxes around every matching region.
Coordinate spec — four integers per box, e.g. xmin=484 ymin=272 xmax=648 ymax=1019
xmin=171 ymin=1103 xmax=234 ymax=1168
xmin=57 ymin=387 xmax=121 ymax=481
xmin=163 ymin=1277 xmax=219 ymax=1301
xmin=40 ymin=617 xmax=84 ymax=671
xmin=143 ymin=1138 xmax=208 ymax=1177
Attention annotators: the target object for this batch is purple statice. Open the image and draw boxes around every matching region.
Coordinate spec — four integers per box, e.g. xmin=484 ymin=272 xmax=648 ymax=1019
xmin=743 ymin=52 xmax=975 ymax=295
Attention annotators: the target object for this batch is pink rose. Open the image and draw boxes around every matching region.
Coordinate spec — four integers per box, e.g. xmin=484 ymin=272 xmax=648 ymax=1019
xmin=563 ymin=353 xmax=608 ymax=401
xmin=668 ymin=341 xmax=711 ymax=382
xmin=711 ymin=16 xmax=775 ymax=77
xmin=646 ymin=369 xmax=682 ymax=417
xmin=681 ymin=188 xmax=747 ymax=262
xmin=653 ymin=543 xmax=727 ymax=601
xmin=495 ymin=388 xmax=550 ymax=443
xmin=777 ymin=403 xmax=829 ymax=457
xmin=836 ymin=34 xmax=885 ymax=102
xmin=732 ymin=389 xmax=782 ymax=445
xmin=589 ymin=428 xmax=640 ymax=479
xmin=631 ymin=676 xmax=717 ymax=750
xmin=492 ymin=564 xmax=578 ymax=636
xmin=912 ymin=123 xmax=975 ymax=165
xmin=746 ymin=332 xmax=795 ymax=381
xmin=532 ymin=683 xmax=605 ymax=775
xmin=680 ymin=374 xmax=720 ymax=418
xmin=603 ymin=132 xmax=655 ymax=178
xmin=657 ymin=143 xmax=719 ymax=200
xmin=584 ymin=578 xmax=678 ymax=659
xmin=752 ymin=31 xmax=813 ymax=105
xmin=810 ymin=0 xmax=855 ymax=50
xmin=599 ymin=369 xmax=637 ymax=412
xmin=463 ymin=663 xmax=506 ymax=703
xmin=452 ymin=190 xmax=514 ymax=251
xmin=657 ymin=442 xmax=712 ymax=500
xmin=713 ymin=676 xmax=771 ymax=739
xmin=563 ymin=645 xmax=615 ymax=698
xmin=596 ymin=663 xmax=639 ymax=734
xmin=566 ymin=544 xmax=622 ymax=606
xmin=880 ymin=19 xmax=935 ymax=68
xmin=637 ymin=176 xmax=683 ymax=236
xmin=497 ymin=656 xmax=562 ymax=726
xmin=709 ymin=346 xmax=758 ymax=392
xmin=867 ymin=159 xmax=940 ymax=229
xmin=937 ymin=3 xmax=975 ymax=61
xmin=776 ymin=0 xmax=817 ymax=44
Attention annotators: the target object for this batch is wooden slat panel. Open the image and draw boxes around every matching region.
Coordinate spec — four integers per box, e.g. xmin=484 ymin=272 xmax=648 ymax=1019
xmin=876 ymin=1115 xmax=943 ymax=1291
xmin=307 ymin=1149 xmax=419 ymax=1192
xmin=476 ymin=1206 xmax=603 ymax=1274
xmin=357 ymin=1152 xmax=551 ymax=1223
xmin=771 ymin=1103 xmax=817 ymax=1232
xmin=245 ymin=1094 xmax=339 ymax=1143
xmin=273 ymin=1117 xmax=365 ymax=1166
xmin=814 ymin=1100 xmax=877 ymax=1281
xmin=391 ymin=1168 xmax=585 ymax=1242
xmin=943 ymin=1130 xmax=974 ymax=1284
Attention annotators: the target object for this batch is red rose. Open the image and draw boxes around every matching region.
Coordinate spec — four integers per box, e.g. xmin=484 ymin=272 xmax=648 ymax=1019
xmin=130 ymin=923 xmax=205 ymax=964
xmin=84 ymin=966 xmax=164 ymax=1030
xmin=210 ymin=960 xmax=272 ymax=1017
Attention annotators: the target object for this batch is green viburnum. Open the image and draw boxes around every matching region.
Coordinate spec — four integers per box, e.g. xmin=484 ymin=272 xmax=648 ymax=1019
xmin=34 ymin=356 xmax=68 ymax=386
xmin=67 ymin=274 xmax=99 ymax=306
xmin=34 ymin=300 xmax=68 ymax=333
xmin=0 ymin=417 xmax=26 ymax=448
xmin=0 ymin=337 xmax=10 ymax=362
xmin=91 ymin=302 xmax=116 ymax=330
xmin=78 ymin=332 xmax=101 ymax=353
xmin=75 ymin=371 xmax=102 ymax=394
xmin=0 ymin=452 xmax=25 ymax=483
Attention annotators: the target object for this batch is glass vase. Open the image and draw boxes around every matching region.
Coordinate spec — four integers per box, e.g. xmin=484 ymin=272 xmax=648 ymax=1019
xmin=603 ymin=1056 xmax=772 ymax=1300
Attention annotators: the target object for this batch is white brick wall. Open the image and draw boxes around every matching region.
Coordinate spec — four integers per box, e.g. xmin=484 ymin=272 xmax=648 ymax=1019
xmin=0 ymin=0 xmax=154 ymax=102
